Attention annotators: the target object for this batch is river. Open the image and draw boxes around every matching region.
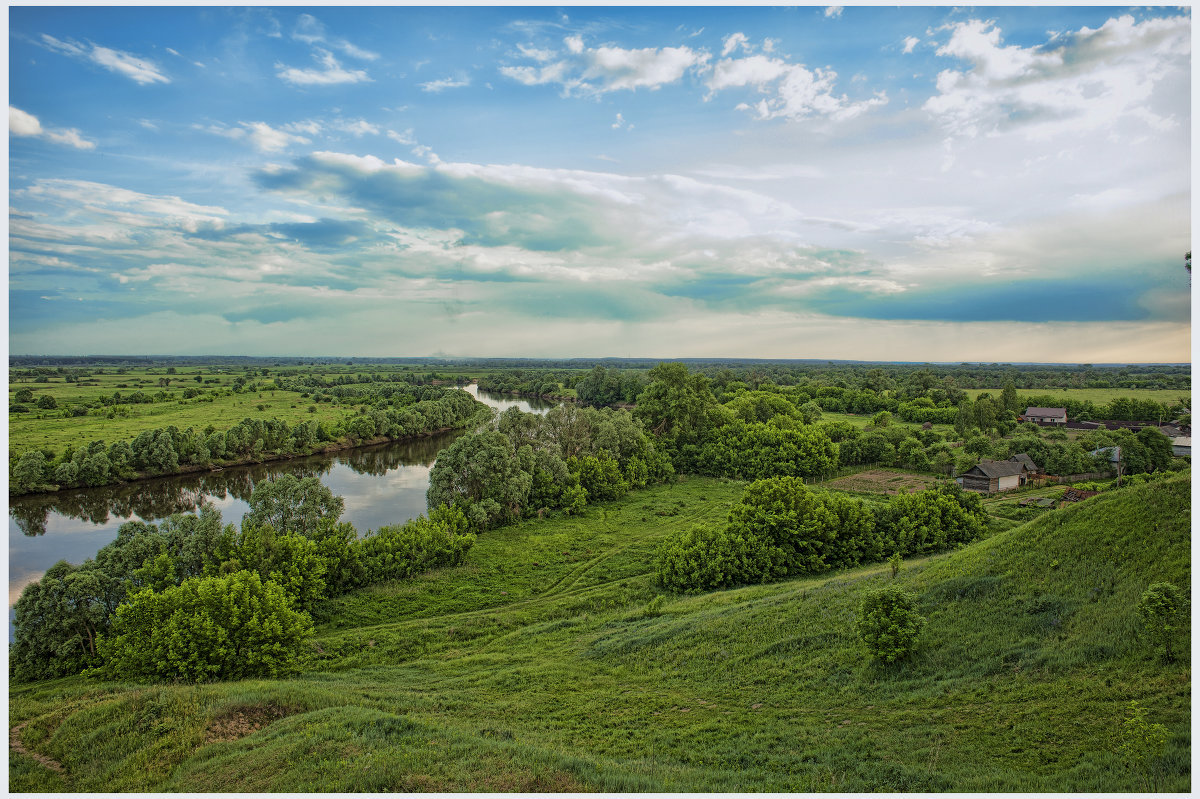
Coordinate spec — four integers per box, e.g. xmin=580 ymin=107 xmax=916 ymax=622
xmin=7 ymin=384 xmax=557 ymax=617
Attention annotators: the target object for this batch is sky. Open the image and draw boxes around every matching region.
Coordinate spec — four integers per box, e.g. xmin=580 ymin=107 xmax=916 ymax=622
xmin=7 ymin=5 xmax=1193 ymax=362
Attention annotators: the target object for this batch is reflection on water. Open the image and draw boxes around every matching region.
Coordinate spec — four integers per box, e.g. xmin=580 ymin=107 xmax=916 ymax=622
xmin=8 ymin=384 xmax=557 ymax=611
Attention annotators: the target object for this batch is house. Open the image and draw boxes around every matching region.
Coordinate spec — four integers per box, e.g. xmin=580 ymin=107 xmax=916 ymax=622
xmin=1089 ymin=446 xmax=1121 ymax=464
xmin=1009 ymin=453 xmax=1040 ymax=475
xmin=1170 ymin=436 xmax=1190 ymax=457
xmin=1023 ymin=406 xmax=1067 ymax=424
xmin=958 ymin=460 xmax=1029 ymax=493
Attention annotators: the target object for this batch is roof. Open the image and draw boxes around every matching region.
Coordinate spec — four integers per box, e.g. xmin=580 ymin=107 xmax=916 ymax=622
xmin=966 ymin=460 xmax=1027 ymax=478
xmin=1062 ymin=488 xmax=1100 ymax=503
xmin=1089 ymin=446 xmax=1121 ymax=462
xmin=1171 ymin=436 xmax=1191 ymax=447
xmin=1010 ymin=453 xmax=1039 ymax=472
xmin=1025 ymin=407 xmax=1067 ymax=417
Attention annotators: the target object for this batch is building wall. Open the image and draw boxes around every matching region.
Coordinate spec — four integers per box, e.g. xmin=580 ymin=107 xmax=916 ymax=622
xmin=997 ymin=474 xmax=1020 ymax=491
xmin=961 ymin=474 xmax=994 ymax=493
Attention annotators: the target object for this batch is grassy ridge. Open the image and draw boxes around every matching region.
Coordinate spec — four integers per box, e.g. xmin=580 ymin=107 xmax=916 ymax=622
xmin=9 ymin=475 xmax=1190 ymax=792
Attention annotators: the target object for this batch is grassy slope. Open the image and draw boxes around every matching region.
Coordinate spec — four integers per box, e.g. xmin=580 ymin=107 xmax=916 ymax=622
xmin=9 ymin=475 xmax=1190 ymax=792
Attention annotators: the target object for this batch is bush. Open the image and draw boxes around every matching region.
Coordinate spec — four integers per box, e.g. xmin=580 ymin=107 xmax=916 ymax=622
xmin=98 ymin=570 xmax=313 ymax=682
xmin=1137 ymin=582 xmax=1187 ymax=662
xmin=359 ymin=505 xmax=476 ymax=584
xmin=856 ymin=585 xmax=926 ymax=663
xmin=654 ymin=524 xmax=775 ymax=592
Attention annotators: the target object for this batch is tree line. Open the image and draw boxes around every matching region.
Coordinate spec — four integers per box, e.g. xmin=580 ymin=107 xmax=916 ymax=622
xmin=9 ymin=386 xmax=488 ymax=495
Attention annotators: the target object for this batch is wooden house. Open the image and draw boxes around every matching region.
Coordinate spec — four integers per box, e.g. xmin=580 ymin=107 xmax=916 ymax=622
xmin=1023 ymin=407 xmax=1067 ymax=424
xmin=958 ymin=460 xmax=1029 ymax=493
xmin=1009 ymin=453 xmax=1040 ymax=475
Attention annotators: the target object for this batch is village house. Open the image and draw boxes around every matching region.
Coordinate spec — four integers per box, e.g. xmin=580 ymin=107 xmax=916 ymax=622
xmin=1023 ymin=406 xmax=1067 ymax=424
xmin=958 ymin=459 xmax=1030 ymax=493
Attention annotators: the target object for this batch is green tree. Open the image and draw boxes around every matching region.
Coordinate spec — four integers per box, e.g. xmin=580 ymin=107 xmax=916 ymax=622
xmin=36 ymin=394 xmax=58 ymax=410
xmin=98 ymin=570 xmax=313 ymax=682
xmin=725 ymin=477 xmax=838 ymax=575
xmin=11 ymin=561 xmax=113 ymax=681
xmin=634 ymin=362 xmax=719 ymax=441
xmin=14 ymin=387 xmax=33 ymax=403
xmin=654 ymin=524 xmax=775 ymax=592
xmin=876 ymin=487 xmax=985 ymax=556
xmin=1136 ymin=582 xmax=1187 ymax=662
xmin=427 ymin=430 xmax=533 ymax=528
xmin=12 ymin=450 xmax=49 ymax=491
xmin=856 ymin=585 xmax=925 ymax=663
xmin=242 ymin=474 xmax=345 ymax=537
xmin=871 ymin=410 xmax=893 ymax=428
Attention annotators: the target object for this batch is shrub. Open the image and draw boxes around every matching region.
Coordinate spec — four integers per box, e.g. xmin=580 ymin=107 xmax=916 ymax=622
xmin=856 ymin=585 xmax=926 ymax=663
xmin=1119 ymin=700 xmax=1169 ymax=789
xmin=1137 ymin=582 xmax=1187 ymax=662
xmin=98 ymin=570 xmax=313 ymax=682
xmin=654 ymin=524 xmax=776 ymax=592
xmin=359 ymin=506 xmax=476 ymax=584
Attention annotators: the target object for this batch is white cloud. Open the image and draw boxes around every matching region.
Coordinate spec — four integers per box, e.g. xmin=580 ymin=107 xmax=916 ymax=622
xmin=825 ymin=7 xmax=843 ymax=19
xmin=501 ymin=36 xmax=709 ymax=96
xmin=924 ymin=14 xmax=1190 ymax=139
xmin=902 ymin=36 xmax=920 ymax=54
xmin=420 ymin=75 xmax=471 ymax=93
xmin=291 ymin=13 xmax=379 ymax=60
xmin=201 ymin=121 xmax=310 ymax=153
xmin=40 ymin=34 xmax=169 ymax=85
xmin=9 ymin=106 xmax=96 ymax=149
xmin=387 ymin=128 xmax=416 ymax=145
xmin=611 ymin=112 xmax=633 ymax=131
xmin=276 ymin=49 xmax=371 ymax=86
xmin=721 ymin=32 xmax=751 ymax=57
xmin=709 ymin=53 xmax=888 ymax=121
xmin=335 ymin=119 xmax=380 ymax=136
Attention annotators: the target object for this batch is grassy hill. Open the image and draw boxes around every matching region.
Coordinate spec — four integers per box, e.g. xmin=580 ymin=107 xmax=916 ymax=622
xmin=9 ymin=474 xmax=1190 ymax=792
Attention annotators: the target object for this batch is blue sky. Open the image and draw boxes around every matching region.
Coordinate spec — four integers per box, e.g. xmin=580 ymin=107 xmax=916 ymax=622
xmin=8 ymin=5 xmax=1191 ymax=361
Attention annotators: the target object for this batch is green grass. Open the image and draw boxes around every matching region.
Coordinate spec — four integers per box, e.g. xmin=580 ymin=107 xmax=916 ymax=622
xmin=974 ymin=387 xmax=1190 ymax=407
xmin=9 ymin=474 xmax=1190 ymax=792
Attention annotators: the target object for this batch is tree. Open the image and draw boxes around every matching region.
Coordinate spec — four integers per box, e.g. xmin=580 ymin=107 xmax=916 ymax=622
xmin=876 ymin=487 xmax=984 ymax=556
xmin=427 ymin=430 xmax=533 ymax=528
xmin=1135 ymin=427 xmax=1174 ymax=473
xmin=12 ymin=450 xmax=49 ymax=491
xmin=1001 ymin=379 xmax=1019 ymax=414
xmin=654 ymin=524 xmax=775 ymax=592
xmin=871 ymin=410 xmax=893 ymax=428
xmin=242 ymin=474 xmax=345 ymax=538
xmin=856 ymin=585 xmax=925 ymax=663
xmin=1137 ymin=582 xmax=1186 ymax=662
xmin=634 ymin=362 xmax=718 ymax=441
xmin=11 ymin=561 xmax=112 ymax=681
xmin=14 ymin=388 xmax=33 ymax=403
xmin=98 ymin=570 xmax=313 ymax=682
xmin=725 ymin=477 xmax=835 ymax=575
xmin=36 ymin=394 xmax=58 ymax=410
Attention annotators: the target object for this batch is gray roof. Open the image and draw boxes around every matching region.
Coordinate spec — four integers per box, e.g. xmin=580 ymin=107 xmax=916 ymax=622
xmin=1010 ymin=453 xmax=1039 ymax=472
xmin=1088 ymin=446 xmax=1121 ymax=462
xmin=967 ymin=460 xmax=1027 ymax=478
xmin=1025 ymin=407 xmax=1067 ymax=417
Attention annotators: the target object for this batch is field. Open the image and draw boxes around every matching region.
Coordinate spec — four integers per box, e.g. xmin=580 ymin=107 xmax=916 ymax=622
xmin=973 ymin=387 xmax=1190 ymax=407
xmin=9 ymin=474 xmax=1190 ymax=792
xmin=819 ymin=468 xmax=939 ymax=495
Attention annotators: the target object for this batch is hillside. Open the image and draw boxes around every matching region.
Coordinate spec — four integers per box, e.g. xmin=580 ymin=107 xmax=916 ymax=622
xmin=9 ymin=474 xmax=1190 ymax=792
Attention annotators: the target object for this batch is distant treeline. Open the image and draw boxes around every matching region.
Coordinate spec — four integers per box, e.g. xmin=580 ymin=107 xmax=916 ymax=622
xmin=10 ymin=385 xmax=488 ymax=496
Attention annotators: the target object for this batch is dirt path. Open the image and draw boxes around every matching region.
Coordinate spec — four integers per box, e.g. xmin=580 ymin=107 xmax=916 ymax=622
xmin=10 ymin=720 xmax=66 ymax=775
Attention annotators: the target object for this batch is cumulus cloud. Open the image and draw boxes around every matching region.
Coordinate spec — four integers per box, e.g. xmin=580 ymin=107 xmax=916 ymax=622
xmin=501 ymin=35 xmax=710 ymax=95
xmin=825 ymin=7 xmax=843 ymax=19
xmin=9 ymin=106 xmax=96 ymax=149
xmin=40 ymin=34 xmax=169 ymax=84
xmin=902 ymin=36 xmax=920 ymax=54
xmin=708 ymin=51 xmax=888 ymax=121
xmin=276 ymin=49 xmax=371 ymax=86
xmin=924 ymin=14 xmax=1190 ymax=139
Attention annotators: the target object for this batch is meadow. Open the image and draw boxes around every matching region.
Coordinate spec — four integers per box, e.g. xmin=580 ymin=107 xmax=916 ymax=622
xmin=971 ymin=387 xmax=1190 ymax=407
xmin=9 ymin=474 xmax=1190 ymax=792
